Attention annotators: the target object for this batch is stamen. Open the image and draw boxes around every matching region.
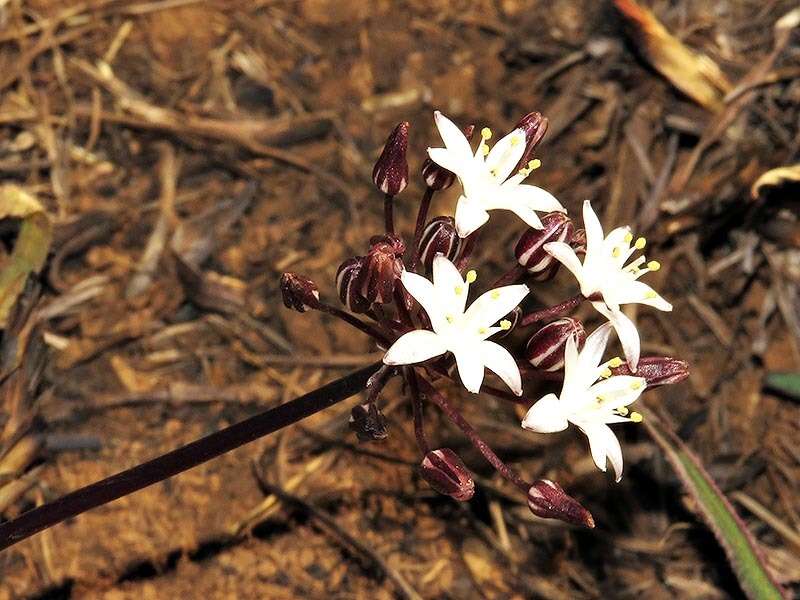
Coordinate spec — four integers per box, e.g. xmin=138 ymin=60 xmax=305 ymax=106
xmin=612 ymin=247 xmax=621 ymax=258
xmin=616 ymin=406 xmax=629 ymax=416
xmin=466 ymin=270 xmax=477 ymax=283
xmin=630 ymin=381 xmax=642 ymax=390
xmin=624 ymin=232 xmax=633 ymax=244
xmin=445 ymin=315 xmax=454 ymax=324
xmin=630 ymin=412 xmax=643 ymax=423
xmin=600 ymin=367 xmax=612 ymax=378
xmin=478 ymin=327 xmax=487 ymax=335
xmin=480 ymin=127 xmax=492 ymax=140
xmin=499 ymin=319 xmax=512 ymax=330
xmin=481 ymin=145 xmax=490 ymax=156
xmin=529 ymin=159 xmax=541 ymax=170
xmin=608 ymin=357 xmax=624 ymax=368
xmin=634 ymin=237 xmax=646 ymax=250
xmin=626 ymin=256 xmax=646 ymax=271
xmin=509 ymin=134 xmax=521 ymax=146
xmin=490 ymin=290 xmax=500 ymax=300
xmin=647 ymin=260 xmax=661 ymax=271
xmin=645 ymin=291 xmax=657 ymax=299
xmin=454 ymin=285 xmax=464 ymax=295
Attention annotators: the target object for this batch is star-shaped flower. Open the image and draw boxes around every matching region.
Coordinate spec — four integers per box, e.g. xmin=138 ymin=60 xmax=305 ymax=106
xmin=544 ymin=200 xmax=672 ymax=370
xmin=521 ymin=323 xmax=647 ymax=481
xmin=383 ymin=255 xmax=529 ymax=395
xmin=427 ymin=111 xmax=565 ymax=238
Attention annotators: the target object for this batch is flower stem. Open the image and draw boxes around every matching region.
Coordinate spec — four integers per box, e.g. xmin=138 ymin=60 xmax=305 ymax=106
xmin=416 ymin=375 xmax=530 ymax=493
xmin=318 ymin=303 xmax=392 ymax=346
xmin=405 ymin=367 xmax=430 ymax=453
xmin=0 ymin=362 xmax=382 ymax=552
xmin=409 ymin=187 xmax=434 ymax=272
xmin=520 ymin=293 xmax=584 ymax=326
xmin=384 ymin=193 xmax=394 ymax=234
xmin=455 ymin=230 xmax=481 ymax=271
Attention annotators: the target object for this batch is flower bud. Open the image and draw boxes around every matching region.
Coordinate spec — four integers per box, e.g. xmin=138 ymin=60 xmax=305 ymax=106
xmin=420 ymin=125 xmax=474 ymax=191
xmin=419 ymin=448 xmax=475 ymax=501
xmin=527 ymin=479 xmax=595 ymax=528
xmin=360 ymin=234 xmax=405 ymax=305
xmin=336 ymin=257 xmax=370 ymax=313
xmin=515 ymin=212 xmax=574 ymax=276
xmin=417 ymin=216 xmax=462 ymax=273
xmin=611 ymin=356 xmax=689 ymax=387
xmin=373 ymin=121 xmax=409 ymax=196
xmin=349 ymin=402 xmax=388 ymax=442
xmin=513 ymin=112 xmax=549 ymax=173
xmin=525 ymin=318 xmax=586 ymax=371
xmin=571 ymin=228 xmax=587 ymax=255
xmin=280 ymin=273 xmax=320 ymax=313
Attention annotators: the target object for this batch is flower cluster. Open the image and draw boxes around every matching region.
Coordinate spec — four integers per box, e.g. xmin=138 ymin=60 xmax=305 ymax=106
xmin=281 ymin=111 xmax=688 ymax=525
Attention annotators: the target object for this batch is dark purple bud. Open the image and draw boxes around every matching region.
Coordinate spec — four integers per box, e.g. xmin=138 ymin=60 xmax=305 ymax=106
xmin=611 ymin=356 xmax=689 ymax=387
xmin=349 ymin=402 xmax=388 ymax=442
xmin=571 ymin=228 xmax=587 ymax=255
xmin=419 ymin=448 xmax=475 ymax=501
xmin=373 ymin=121 xmax=409 ymax=196
xmin=495 ymin=306 xmax=522 ymax=339
xmin=525 ymin=318 xmax=586 ymax=371
xmin=515 ymin=212 xmax=574 ymax=276
xmin=417 ymin=216 xmax=462 ymax=273
xmin=513 ymin=112 xmax=549 ymax=173
xmin=360 ymin=234 xmax=405 ymax=305
xmin=527 ymin=479 xmax=595 ymax=528
xmin=420 ymin=125 xmax=475 ymax=191
xmin=280 ymin=273 xmax=320 ymax=313
xmin=336 ymin=257 xmax=370 ymax=313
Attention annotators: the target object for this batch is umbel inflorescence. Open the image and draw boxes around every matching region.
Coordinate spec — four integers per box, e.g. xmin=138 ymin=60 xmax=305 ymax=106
xmin=281 ymin=111 xmax=688 ymax=526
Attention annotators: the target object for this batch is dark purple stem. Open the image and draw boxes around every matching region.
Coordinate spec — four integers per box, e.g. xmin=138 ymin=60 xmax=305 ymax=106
xmin=409 ymin=187 xmax=434 ymax=272
xmin=455 ymin=230 xmax=481 ymax=271
xmin=0 ymin=362 xmax=382 ymax=552
xmin=318 ymin=303 xmax=392 ymax=346
xmin=405 ymin=368 xmax=430 ymax=453
xmin=520 ymin=293 xmax=584 ymax=326
xmin=416 ymin=375 xmax=530 ymax=493
xmin=384 ymin=193 xmax=394 ymax=234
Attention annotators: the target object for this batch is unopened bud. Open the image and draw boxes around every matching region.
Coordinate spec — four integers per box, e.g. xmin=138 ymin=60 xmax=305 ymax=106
xmin=419 ymin=448 xmax=475 ymax=501
xmin=360 ymin=234 xmax=405 ymax=305
xmin=571 ymin=229 xmax=587 ymax=255
xmin=349 ymin=402 xmax=388 ymax=442
xmin=515 ymin=212 xmax=574 ymax=277
xmin=280 ymin=273 xmax=320 ymax=313
xmin=417 ymin=216 xmax=462 ymax=273
xmin=373 ymin=121 xmax=409 ymax=196
xmin=421 ymin=125 xmax=474 ymax=190
xmin=513 ymin=112 xmax=549 ymax=173
xmin=336 ymin=257 xmax=370 ymax=313
xmin=525 ymin=318 xmax=586 ymax=371
xmin=611 ymin=356 xmax=689 ymax=387
xmin=527 ymin=479 xmax=595 ymax=528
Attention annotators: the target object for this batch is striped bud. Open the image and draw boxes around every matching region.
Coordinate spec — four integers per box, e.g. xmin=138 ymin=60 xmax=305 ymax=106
xmin=528 ymin=479 xmax=595 ymax=528
xmin=513 ymin=112 xmax=549 ymax=173
xmin=515 ymin=212 xmax=574 ymax=276
xmin=420 ymin=124 xmax=474 ymax=190
xmin=336 ymin=257 xmax=370 ymax=313
xmin=280 ymin=273 xmax=320 ymax=313
xmin=419 ymin=448 xmax=475 ymax=501
xmin=373 ymin=121 xmax=409 ymax=196
xmin=417 ymin=216 xmax=462 ymax=273
xmin=361 ymin=234 xmax=405 ymax=305
xmin=610 ymin=356 xmax=689 ymax=387
xmin=525 ymin=318 xmax=586 ymax=371
xmin=349 ymin=402 xmax=388 ymax=442
xmin=571 ymin=228 xmax=587 ymax=255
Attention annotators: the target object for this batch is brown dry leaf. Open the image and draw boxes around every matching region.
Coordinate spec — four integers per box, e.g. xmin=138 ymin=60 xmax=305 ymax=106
xmin=614 ymin=0 xmax=730 ymax=111
xmin=751 ymin=164 xmax=800 ymax=199
xmin=0 ymin=185 xmax=52 ymax=327
xmin=109 ymin=355 xmax=161 ymax=393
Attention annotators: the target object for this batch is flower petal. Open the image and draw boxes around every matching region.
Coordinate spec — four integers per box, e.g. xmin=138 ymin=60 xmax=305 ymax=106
xmin=485 ymin=128 xmax=526 ymax=182
xmin=401 ymin=270 xmax=446 ymax=331
xmin=614 ymin=280 xmax=673 ymax=311
xmin=578 ymin=321 xmax=614 ymax=376
xmin=544 ymin=242 xmax=584 ymax=285
xmin=427 ymin=148 xmax=468 ymax=177
xmin=588 ymin=375 xmax=647 ymax=411
xmin=582 ymin=200 xmax=604 ymax=255
xmin=452 ymin=345 xmax=485 ymax=393
xmin=579 ymin=422 xmax=624 ymax=482
xmin=464 ymin=284 xmax=529 ymax=331
xmin=499 ymin=184 xmax=566 ymax=214
xmin=454 ymin=196 xmax=490 ymax=238
xmin=432 ymin=254 xmax=468 ymax=315
xmin=593 ymin=303 xmax=641 ymax=372
xmin=433 ymin=111 xmax=473 ymax=162
xmin=480 ymin=340 xmax=523 ymax=395
xmin=522 ymin=393 xmax=569 ymax=433
xmin=383 ymin=330 xmax=448 ymax=365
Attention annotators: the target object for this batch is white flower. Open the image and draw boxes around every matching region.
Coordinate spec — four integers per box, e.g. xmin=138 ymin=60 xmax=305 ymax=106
xmin=544 ymin=200 xmax=672 ymax=370
xmin=427 ymin=111 xmax=565 ymax=238
xmin=521 ymin=323 xmax=647 ymax=481
xmin=383 ymin=255 xmax=529 ymax=395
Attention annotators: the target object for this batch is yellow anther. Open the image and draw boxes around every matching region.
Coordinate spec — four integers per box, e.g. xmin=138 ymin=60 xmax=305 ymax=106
xmin=491 ymin=290 xmax=501 ymax=300
xmin=612 ymin=247 xmax=621 ymax=258
xmin=596 ymin=395 xmax=605 ymax=404
xmin=445 ymin=315 xmax=454 ymax=324
xmin=454 ymin=285 xmax=464 ymax=295
xmin=609 ymin=357 xmax=624 ymax=368
xmin=617 ymin=406 xmax=629 ymax=416
xmin=478 ymin=327 xmax=487 ymax=335
xmin=634 ymin=237 xmax=646 ymax=250
xmin=630 ymin=411 xmax=643 ymax=423
xmin=481 ymin=145 xmax=490 ymax=156
xmin=645 ymin=291 xmax=657 ymax=299
xmin=600 ymin=367 xmax=612 ymax=378
xmin=500 ymin=319 xmax=512 ymax=330
xmin=510 ymin=134 xmax=522 ymax=146
xmin=518 ymin=168 xmax=531 ymax=177
xmin=631 ymin=380 xmax=642 ymax=390
xmin=480 ymin=127 xmax=492 ymax=140
xmin=624 ymin=232 xmax=633 ymax=244
xmin=466 ymin=270 xmax=477 ymax=283
xmin=647 ymin=260 xmax=661 ymax=271
xmin=529 ymin=158 xmax=542 ymax=170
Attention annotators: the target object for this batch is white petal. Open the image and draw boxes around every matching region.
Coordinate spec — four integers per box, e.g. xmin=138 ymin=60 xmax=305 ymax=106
xmin=432 ymin=254 xmax=468 ymax=315
xmin=401 ymin=270 xmax=446 ymax=331
xmin=544 ymin=242 xmax=585 ymax=285
xmin=579 ymin=422 xmax=624 ymax=481
xmin=582 ymin=200 xmax=604 ymax=255
xmin=615 ymin=280 xmax=673 ymax=311
xmin=588 ymin=376 xmax=647 ymax=410
xmin=433 ymin=111 xmax=473 ymax=162
xmin=485 ymin=128 xmax=526 ymax=182
xmin=480 ymin=340 xmax=523 ymax=395
xmin=499 ymin=184 xmax=566 ymax=214
xmin=506 ymin=203 xmax=544 ymax=230
xmin=454 ymin=196 xmax=490 ymax=238
xmin=453 ymin=346 xmax=485 ymax=393
xmin=464 ymin=284 xmax=529 ymax=331
xmin=579 ymin=322 xmax=614 ymax=374
xmin=383 ymin=330 xmax=448 ymax=365
xmin=593 ymin=303 xmax=641 ymax=372
xmin=522 ymin=393 xmax=569 ymax=433
xmin=427 ymin=148 xmax=468 ymax=176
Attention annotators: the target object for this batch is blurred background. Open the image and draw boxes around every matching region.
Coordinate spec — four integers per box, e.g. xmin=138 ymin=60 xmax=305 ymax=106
xmin=0 ymin=0 xmax=799 ymax=598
